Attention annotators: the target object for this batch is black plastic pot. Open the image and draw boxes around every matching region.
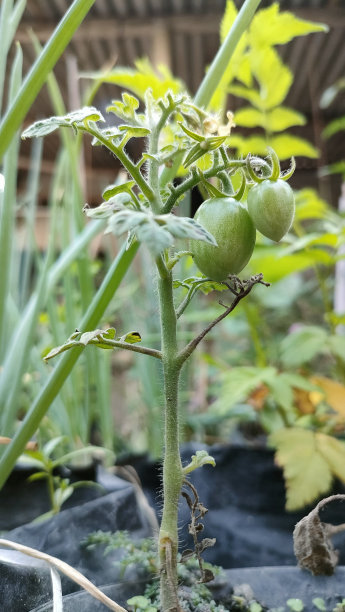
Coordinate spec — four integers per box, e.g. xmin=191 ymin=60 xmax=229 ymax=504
xmin=3 ymin=443 xmax=345 ymax=611
xmin=29 ymin=580 xmax=149 ymax=612
xmin=0 ymin=482 xmax=153 ymax=611
xmin=131 ymin=442 xmax=345 ymax=568
xmin=28 ymin=567 xmax=345 ymax=612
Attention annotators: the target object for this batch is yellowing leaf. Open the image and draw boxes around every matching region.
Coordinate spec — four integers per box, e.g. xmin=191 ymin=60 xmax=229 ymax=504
xmin=249 ymin=3 xmax=328 ymax=49
xmin=229 ymin=134 xmax=268 ymax=157
xmin=234 ymin=106 xmax=306 ymax=132
xmin=234 ymin=107 xmax=265 ymax=128
xmin=250 ymin=47 xmax=293 ymax=109
xmin=270 ymin=428 xmax=333 ymax=510
xmin=266 ymin=107 xmax=306 ymax=132
xmin=294 ymin=189 xmax=329 ymax=221
xmin=316 ymin=432 xmax=345 ymax=483
xmin=271 ymin=134 xmax=318 ymax=159
xmin=83 ymin=58 xmax=184 ymax=102
xmin=310 ymin=376 xmax=345 ymax=419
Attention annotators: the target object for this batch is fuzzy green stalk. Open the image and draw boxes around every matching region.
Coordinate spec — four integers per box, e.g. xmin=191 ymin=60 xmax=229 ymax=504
xmin=156 ymin=260 xmax=184 ymax=611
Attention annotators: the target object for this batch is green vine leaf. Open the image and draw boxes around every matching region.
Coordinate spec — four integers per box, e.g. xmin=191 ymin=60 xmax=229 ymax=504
xmin=173 ymin=276 xmax=226 ymax=294
xmin=83 ymin=58 xmax=184 ymax=102
xmin=100 ymin=209 xmax=217 ymax=255
xmin=119 ymin=331 xmax=142 ymax=344
xmin=269 ymin=428 xmax=345 ymax=510
xmin=44 ymin=328 xmax=116 ymax=361
xmin=22 ymin=107 xmax=104 ymax=139
xmin=118 ymin=125 xmax=151 ymax=139
xmin=102 ymin=181 xmax=136 ymax=202
xmin=84 ymin=194 xmax=132 ymax=219
xmin=91 ymin=126 xmax=122 ymax=147
xmin=106 ymin=92 xmax=147 ymax=127
xmin=183 ymin=450 xmax=216 ymax=475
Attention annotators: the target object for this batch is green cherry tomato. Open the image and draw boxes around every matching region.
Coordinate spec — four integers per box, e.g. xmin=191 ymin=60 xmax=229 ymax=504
xmin=191 ymin=197 xmax=256 ymax=281
xmin=247 ymin=178 xmax=295 ymax=242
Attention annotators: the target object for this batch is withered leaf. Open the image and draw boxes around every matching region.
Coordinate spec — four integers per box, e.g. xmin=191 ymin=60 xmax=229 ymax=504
xmin=293 ymin=494 xmax=345 ymax=575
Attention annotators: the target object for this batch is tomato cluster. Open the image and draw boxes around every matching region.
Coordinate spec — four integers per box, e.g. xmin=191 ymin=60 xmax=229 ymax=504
xmin=191 ymin=156 xmax=295 ymax=281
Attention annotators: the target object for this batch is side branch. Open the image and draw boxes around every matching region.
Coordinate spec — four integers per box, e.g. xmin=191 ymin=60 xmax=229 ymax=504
xmin=95 ymin=339 xmax=162 ymax=360
xmin=177 ymin=273 xmax=269 ymax=366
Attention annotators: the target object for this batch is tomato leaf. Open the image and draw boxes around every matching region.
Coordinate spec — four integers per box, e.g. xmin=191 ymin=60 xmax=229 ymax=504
xmin=280 ymin=326 xmax=328 ymax=367
xmin=22 ymin=107 xmax=104 ymax=139
xmin=269 ymin=428 xmax=333 ymax=510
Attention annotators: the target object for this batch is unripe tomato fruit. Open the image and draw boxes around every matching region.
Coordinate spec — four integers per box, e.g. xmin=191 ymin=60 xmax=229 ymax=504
xmin=191 ymin=197 xmax=256 ymax=281
xmin=247 ymin=179 xmax=295 ymax=242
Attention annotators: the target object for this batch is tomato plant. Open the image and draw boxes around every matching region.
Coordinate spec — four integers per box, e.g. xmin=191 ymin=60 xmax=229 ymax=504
xmin=192 ymin=197 xmax=256 ymax=280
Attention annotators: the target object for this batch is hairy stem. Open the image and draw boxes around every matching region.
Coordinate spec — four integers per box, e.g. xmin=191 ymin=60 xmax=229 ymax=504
xmin=157 ymin=264 xmax=184 ymax=611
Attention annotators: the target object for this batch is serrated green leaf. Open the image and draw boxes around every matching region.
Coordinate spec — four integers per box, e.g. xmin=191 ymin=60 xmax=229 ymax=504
xmin=328 ymin=336 xmax=345 ymax=362
xmin=228 ymin=85 xmax=262 ymax=108
xmin=249 ymin=246 xmax=334 ymax=281
xmin=163 ymin=215 xmax=217 ymax=245
xmin=269 ymin=428 xmax=333 ymax=510
xmin=228 ymin=134 xmax=268 ymax=157
xmin=102 ymin=181 xmax=135 ymax=201
xmin=79 ymin=329 xmax=107 ymax=346
xmin=183 ymin=450 xmax=216 ymax=474
xmin=249 ymin=3 xmax=328 ymax=49
xmin=271 ymin=134 xmax=318 ymax=159
xmin=83 ymin=58 xmax=183 ymax=102
xmin=118 ymin=125 xmax=151 ymax=138
xmin=212 ymin=366 xmax=277 ymax=415
xmin=294 ymin=189 xmax=329 ymax=221
xmin=280 ymin=326 xmax=328 ymax=368
xmin=120 ymin=331 xmax=142 ymax=344
xmin=234 ymin=106 xmax=306 ymax=132
xmin=250 ymin=47 xmax=293 ymax=109
xmin=267 ymin=107 xmax=306 ymax=131
xmin=317 ymin=433 xmax=345 ymax=484
xmin=234 ymin=107 xmax=264 ymax=128
xmin=266 ymin=374 xmax=295 ymax=415
xmin=22 ymin=107 xmax=104 ymax=139
xmin=84 ymin=195 xmax=131 ymax=219
xmin=44 ymin=328 xmax=117 ymax=360
xmin=279 ymin=232 xmax=338 ymax=256
xmin=106 ymin=209 xmax=217 ymax=254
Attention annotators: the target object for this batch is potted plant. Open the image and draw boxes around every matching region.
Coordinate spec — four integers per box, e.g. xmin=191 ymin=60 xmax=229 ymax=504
xmin=2 ymin=0 xmax=343 ymax=610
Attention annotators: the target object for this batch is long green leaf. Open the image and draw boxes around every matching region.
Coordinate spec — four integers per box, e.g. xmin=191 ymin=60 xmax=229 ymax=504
xmin=0 ymin=0 xmax=96 ymax=161
xmin=0 ymin=44 xmax=22 ymax=360
xmin=0 ymin=241 xmax=139 ymax=488
xmin=0 ymin=218 xmax=106 ymax=428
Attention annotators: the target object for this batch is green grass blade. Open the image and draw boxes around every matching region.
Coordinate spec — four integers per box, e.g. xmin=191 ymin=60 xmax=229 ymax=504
xmin=0 ymin=217 xmax=106 ymax=429
xmin=0 ymin=241 xmax=139 ymax=487
xmin=0 ymin=0 xmax=14 ymax=114
xmin=0 ymin=44 xmax=22 ymax=360
xmin=0 ymin=0 xmax=96 ymax=161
